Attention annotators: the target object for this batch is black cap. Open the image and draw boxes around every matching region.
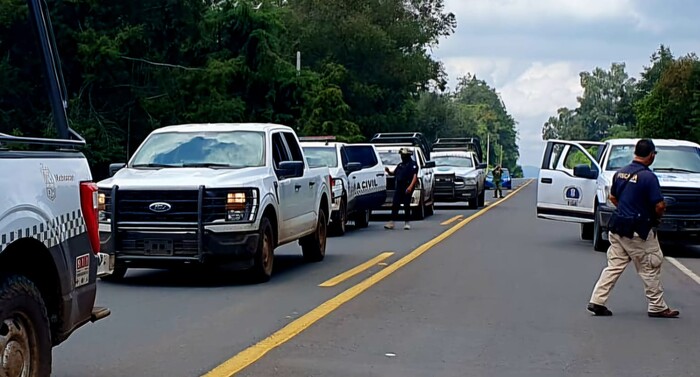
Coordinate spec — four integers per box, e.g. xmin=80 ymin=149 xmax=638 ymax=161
xmin=635 ymin=139 xmax=656 ymax=157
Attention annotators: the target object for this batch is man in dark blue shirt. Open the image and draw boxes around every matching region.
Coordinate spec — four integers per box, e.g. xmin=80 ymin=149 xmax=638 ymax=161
xmin=384 ymin=148 xmax=419 ymax=230
xmin=588 ymin=139 xmax=679 ymax=318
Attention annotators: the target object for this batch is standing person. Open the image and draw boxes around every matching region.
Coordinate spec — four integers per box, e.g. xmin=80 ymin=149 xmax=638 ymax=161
xmin=587 ymin=139 xmax=679 ymax=318
xmin=492 ymin=165 xmax=504 ymax=198
xmin=384 ymin=148 xmax=418 ymax=230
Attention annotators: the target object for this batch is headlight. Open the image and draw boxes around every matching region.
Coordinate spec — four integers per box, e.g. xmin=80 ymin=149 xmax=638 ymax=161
xmin=465 ymin=177 xmax=477 ymax=185
xmin=604 ymin=185 xmax=615 ymax=207
xmin=97 ymin=192 xmax=110 ymax=222
xmin=331 ymin=178 xmax=344 ymax=198
xmin=222 ymin=189 xmax=258 ymax=222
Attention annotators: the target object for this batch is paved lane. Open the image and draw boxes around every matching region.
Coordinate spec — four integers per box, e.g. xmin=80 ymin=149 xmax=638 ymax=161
xmin=237 ymin=182 xmax=700 ymax=377
xmin=52 ymin=187 xmax=521 ymax=376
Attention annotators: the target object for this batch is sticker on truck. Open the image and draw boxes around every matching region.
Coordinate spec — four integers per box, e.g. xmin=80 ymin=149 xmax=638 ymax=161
xmin=75 ymin=254 xmax=90 ymax=287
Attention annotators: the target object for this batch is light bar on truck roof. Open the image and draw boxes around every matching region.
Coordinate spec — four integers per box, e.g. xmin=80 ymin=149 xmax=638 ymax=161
xmin=298 ymin=136 xmax=337 ymax=142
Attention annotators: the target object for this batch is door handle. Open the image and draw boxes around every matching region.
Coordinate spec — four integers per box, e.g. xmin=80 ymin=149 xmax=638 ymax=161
xmin=295 ymin=184 xmax=302 ymax=190
xmin=541 ymin=178 xmax=553 ymax=184
xmin=309 ymin=181 xmax=315 ymax=187
xmin=376 ymin=173 xmax=384 ymax=177
xmin=352 ymin=176 xmax=357 ymax=179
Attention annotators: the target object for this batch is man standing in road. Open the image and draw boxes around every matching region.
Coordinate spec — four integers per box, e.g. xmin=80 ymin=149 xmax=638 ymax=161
xmin=385 ymin=148 xmax=418 ymax=230
xmin=492 ymin=165 xmax=504 ymax=198
xmin=587 ymin=139 xmax=679 ymax=318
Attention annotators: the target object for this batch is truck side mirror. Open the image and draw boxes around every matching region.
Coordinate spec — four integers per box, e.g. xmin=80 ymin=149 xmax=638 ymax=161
xmin=345 ymin=162 xmax=362 ymax=173
xmin=109 ymin=163 xmax=126 ymax=177
xmin=278 ymin=161 xmax=304 ymax=179
xmin=573 ymin=164 xmax=598 ymax=179
xmin=477 ymin=163 xmax=487 ymax=169
xmin=424 ymin=161 xmax=436 ymax=168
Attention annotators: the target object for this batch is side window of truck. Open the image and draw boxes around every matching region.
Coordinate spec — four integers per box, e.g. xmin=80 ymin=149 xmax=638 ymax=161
xmin=272 ymin=133 xmax=290 ymax=170
xmin=282 ymin=132 xmax=305 ymax=164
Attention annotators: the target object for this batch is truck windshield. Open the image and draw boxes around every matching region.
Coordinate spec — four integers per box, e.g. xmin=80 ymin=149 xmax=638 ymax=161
xmin=433 ymin=155 xmax=473 ymax=168
xmin=378 ymin=151 xmax=406 ymax=166
xmin=130 ymin=131 xmax=265 ymax=168
xmin=302 ymin=147 xmax=338 ymax=168
xmin=606 ymin=145 xmax=700 ymax=173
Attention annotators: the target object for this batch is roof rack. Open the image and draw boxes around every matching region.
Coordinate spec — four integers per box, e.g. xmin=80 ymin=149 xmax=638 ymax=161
xmin=369 ymin=132 xmax=431 ymax=160
xmin=432 ymin=137 xmax=483 ymax=162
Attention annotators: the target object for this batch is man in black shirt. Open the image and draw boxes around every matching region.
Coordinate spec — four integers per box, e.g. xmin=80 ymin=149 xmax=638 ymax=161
xmin=587 ymin=139 xmax=679 ymax=318
xmin=384 ymin=148 xmax=419 ymax=230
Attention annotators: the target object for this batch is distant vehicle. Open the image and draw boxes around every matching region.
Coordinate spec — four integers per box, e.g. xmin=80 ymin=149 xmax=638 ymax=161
xmin=300 ymin=136 xmax=387 ymax=235
xmin=99 ymin=123 xmax=332 ymax=282
xmin=0 ymin=0 xmax=111 ymax=374
xmin=432 ymin=151 xmax=487 ymax=208
xmin=370 ymin=133 xmax=436 ymax=219
xmin=537 ymin=138 xmax=700 ymax=251
xmin=486 ymin=168 xmax=512 ymax=190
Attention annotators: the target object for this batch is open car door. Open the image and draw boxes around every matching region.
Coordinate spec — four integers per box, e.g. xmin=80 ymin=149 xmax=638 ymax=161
xmin=537 ymin=140 xmax=602 ymax=223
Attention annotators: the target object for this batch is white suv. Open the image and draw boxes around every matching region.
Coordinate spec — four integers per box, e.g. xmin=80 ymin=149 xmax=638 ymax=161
xmin=301 ymin=137 xmax=387 ymax=235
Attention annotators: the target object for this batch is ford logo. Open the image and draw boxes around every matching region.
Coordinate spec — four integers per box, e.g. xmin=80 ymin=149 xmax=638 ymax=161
xmin=148 ymin=202 xmax=172 ymax=213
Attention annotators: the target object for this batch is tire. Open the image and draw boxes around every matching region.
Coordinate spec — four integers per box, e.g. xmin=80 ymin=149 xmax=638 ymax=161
xmin=593 ymin=206 xmax=610 ymax=252
xmin=414 ymin=196 xmax=426 ymax=220
xmin=0 ymin=274 xmax=52 ymax=377
xmin=354 ymin=210 xmax=370 ymax=229
xmin=301 ymin=208 xmax=327 ymax=262
xmin=478 ymin=189 xmax=485 ymax=207
xmin=425 ymin=194 xmax=435 ymax=216
xmin=251 ymin=217 xmax=275 ymax=282
xmin=100 ymin=263 xmax=127 ymax=282
xmin=329 ymin=198 xmax=347 ymax=236
xmin=580 ymin=223 xmax=594 ymax=241
xmin=468 ymin=197 xmax=478 ymax=210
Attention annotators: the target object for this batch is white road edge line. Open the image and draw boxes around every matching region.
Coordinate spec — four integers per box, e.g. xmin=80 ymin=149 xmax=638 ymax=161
xmin=666 ymin=257 xmax=700 ymax=285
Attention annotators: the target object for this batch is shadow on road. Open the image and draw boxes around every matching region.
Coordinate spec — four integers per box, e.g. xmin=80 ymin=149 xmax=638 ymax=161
xmin=99 ymin=254 xmax=341 ymax=288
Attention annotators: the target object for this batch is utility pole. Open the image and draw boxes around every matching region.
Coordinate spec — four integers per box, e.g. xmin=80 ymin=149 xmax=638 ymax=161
xmin=296 ymin=51 xmax=301 ymax=76
xmin=486 ymin=133 xmax=490 ymax=168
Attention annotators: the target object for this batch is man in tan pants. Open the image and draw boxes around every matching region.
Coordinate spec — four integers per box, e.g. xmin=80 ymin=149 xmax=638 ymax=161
xmin=588 ymin=139 xmax=679 ymax=318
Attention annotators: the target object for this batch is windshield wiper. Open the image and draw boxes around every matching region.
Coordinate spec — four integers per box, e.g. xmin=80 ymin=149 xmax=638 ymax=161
xmin=653 ymin=167 xmax=700 ymax=174
xmin=132 ymin=163 xmax=179 ymax=168
xmin=181 ymin=163 xmax=233 ymax=168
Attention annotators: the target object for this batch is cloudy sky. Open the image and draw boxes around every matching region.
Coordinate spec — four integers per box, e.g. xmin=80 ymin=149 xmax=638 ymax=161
xmin=431 ymin=0 xmax=700 ymax=168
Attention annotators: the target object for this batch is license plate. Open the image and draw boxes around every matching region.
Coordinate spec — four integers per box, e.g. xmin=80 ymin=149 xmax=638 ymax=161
xmin=144 ymin=239 xmax=174 ymax=255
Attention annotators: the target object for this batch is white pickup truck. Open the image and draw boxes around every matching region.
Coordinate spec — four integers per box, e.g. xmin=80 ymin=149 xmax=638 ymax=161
xmin=98 ymin=123 xmax=332 ymax=282
xmin=537 ymin=138 xmax=700 ymax=251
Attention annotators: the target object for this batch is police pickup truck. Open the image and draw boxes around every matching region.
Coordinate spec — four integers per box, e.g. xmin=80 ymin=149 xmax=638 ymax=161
xmin=99 ymin=123 xmax=332 ymax=282
xmin=300 ymin=136 xmax=387 ymax=235
xmin=537 ymin=138 xmax=700 ymax=251
xmin=1 ymin=0 xmax=110 ymax=374
xmin=430 ymin=138 xmax=487 ymax=208
xmin=370 ymin=132 xmax=436 ymax=219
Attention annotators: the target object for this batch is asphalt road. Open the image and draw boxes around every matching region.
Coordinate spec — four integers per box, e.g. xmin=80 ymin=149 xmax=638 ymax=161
xmin=53 ymin=180 xmax=700 ymax=377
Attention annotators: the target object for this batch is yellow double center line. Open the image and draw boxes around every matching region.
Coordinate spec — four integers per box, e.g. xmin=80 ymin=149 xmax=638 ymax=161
xmin=202 ymin=180 xmax=533 ymax=377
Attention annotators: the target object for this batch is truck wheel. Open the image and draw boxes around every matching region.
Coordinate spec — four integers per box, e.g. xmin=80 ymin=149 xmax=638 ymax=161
xmin=301 ymin=208 xmax=327 ymax=262
xmin=425 ymin=194 xmax=435 ymax=216
xmin=330 ymin=198 xmax=347 ymax=236
xmin=478 ymin=189 xmax=485 ymax=207
xmin=593 ymin=207 xmax=610 ymax=252
xmin=580 ymin=223 xmax=594 ymax=241
xmin=0 ymin=274 xmax=51 ymax=377
xmin=354 ymin=210 xmax=370 ymax=229
xmin=414 ymin=197 xmax=426 ymax=220
xmin=100 ymin=264 xmax=127 ymax=282
xmin=251 ymin=217 xmax=275 ymax=282
xmin=468 ymin=197 xmax=478 ymax=210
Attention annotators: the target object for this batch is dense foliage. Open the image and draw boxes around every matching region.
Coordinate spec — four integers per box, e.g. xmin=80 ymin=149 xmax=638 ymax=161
xmin=542 ymin=45 xmax=700 ymax=145
xmin=1 ymin=0 xmax=522 ymax=179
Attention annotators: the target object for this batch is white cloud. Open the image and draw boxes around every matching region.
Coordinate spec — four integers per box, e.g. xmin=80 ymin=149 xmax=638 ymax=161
xmin=445 ymin=0 xmax=653 ymax=30
xmin=441 ymin=57 xmax=514 ymax=88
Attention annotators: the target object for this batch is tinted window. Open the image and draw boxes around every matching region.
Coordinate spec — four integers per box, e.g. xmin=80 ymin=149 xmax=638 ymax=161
xmin=345 ymin=146 xmax=378 ymax=168
xmin=303 ymin=146 xmax=338 ymax=168
xmin=272 ymin=133 xmax=289 ymax=168
xmin=283 ymin=132 xmax=304 ymax=162
xmin=130 ymin=131 xmax=265 ymax=168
